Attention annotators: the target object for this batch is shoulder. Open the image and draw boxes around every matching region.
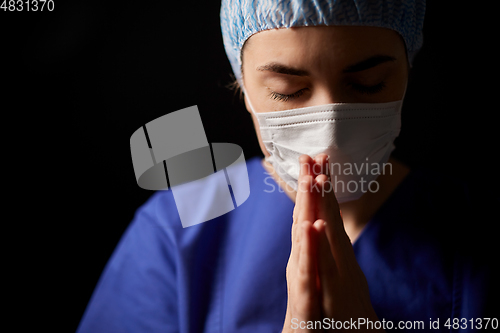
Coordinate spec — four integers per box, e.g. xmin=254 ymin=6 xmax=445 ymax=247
xmin=131 ymin=155 xmax=270 ymax=237
xmin=357 ymin=164 xmax=494 ymax=322
xmin=383 ymin=164 xmax=472 ymax=233
xmin=389 ymin=165 xmax=482 ymax=258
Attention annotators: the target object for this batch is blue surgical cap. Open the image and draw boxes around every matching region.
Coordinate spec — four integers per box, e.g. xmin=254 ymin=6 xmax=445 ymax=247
xmin=220 ymin=0 xmax=426 ymax=85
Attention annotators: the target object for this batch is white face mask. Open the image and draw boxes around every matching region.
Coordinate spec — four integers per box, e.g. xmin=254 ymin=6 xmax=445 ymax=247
xmin=246 ymin=95 xmax=403 ymax=203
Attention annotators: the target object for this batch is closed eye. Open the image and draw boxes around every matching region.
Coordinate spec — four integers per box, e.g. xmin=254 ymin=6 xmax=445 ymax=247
xmin=268 ymin=88 xmax=307 ymax=102
xmin=349 ymin=81 xmax=386 ymax=95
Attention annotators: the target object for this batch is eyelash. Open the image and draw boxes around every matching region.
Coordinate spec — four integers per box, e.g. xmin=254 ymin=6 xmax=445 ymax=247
xmin=268 ymin=82 xmax=386 ymax=102
xmin=269 ymin=89 xmax=306 ymax=102
xmin=349 ymin=82 xmax=387 ymax=95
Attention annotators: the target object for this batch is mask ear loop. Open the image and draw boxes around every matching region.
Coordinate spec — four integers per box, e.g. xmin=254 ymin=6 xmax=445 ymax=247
xmin=402 ymin=80 xmax=408 ymax=102
xmin=241 ymin=83 xmax=263 ymax=125
xmin=241 ymin=82 xmax=276 ymax=168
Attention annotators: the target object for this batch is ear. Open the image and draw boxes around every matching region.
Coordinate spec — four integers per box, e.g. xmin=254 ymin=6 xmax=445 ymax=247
xmin=236 ymin=79 xmax=250 ymax=114
xmin=240 ymin=83 xmax=254 ymax=114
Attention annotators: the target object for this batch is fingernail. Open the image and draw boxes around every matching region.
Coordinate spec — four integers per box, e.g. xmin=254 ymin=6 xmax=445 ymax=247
xmin=312 ymin=219 xmax=323 ymax=231
xmin=300 ymin=160 xmax=307 ymax=176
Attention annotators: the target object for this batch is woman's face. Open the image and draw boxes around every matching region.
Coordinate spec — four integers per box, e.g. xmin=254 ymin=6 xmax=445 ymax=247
xmin=241 ymin=25 xmax=409 ymax=157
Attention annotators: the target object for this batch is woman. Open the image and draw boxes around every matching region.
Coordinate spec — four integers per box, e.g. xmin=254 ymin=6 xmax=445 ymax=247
xmin=77 ymin=1 xmax=491 ymax=332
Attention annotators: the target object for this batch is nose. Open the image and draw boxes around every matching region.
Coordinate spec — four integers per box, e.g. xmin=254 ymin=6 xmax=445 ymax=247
xmin=307 ymin=83 xmax=347 ymax=105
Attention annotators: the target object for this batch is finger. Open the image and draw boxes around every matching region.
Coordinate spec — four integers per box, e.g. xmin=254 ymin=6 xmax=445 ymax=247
xmin=292 ymin=155 xmax=315 ymax=240
xmin=294 ymin=220 xmax=321 ymax=318
xmin=313 ymin=219 xmax=339 ymax=316
xmin=285 ymin=220 xmax=303 ymax=333
xmin=293 ymin=154 xmax=314 ymax=227
xmin=315 ymin=171 xmax=342 ymax=230
xmin=291 ymin=155 xmax=317 ymax=274
xmin=297 ymin=221 xmax=316 ymax=288
xmin=299 ymin=154 xmax=314 ymax=177
xmin=297 ymin=174 xmax=317 ymax=227
xmin=315 ymin=174 xmax=356 ymax=269
xmin=313 ymin=153 xmax=329 ymax=178
xmin=290 ymin=213 xmax=303 ymax=269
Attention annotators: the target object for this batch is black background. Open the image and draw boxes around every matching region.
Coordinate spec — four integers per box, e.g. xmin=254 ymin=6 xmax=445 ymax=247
xmin=2 ymin=1 xmax=498 ymax=331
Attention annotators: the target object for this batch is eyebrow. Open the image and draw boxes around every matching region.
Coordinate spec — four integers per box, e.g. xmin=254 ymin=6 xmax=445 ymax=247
xmin=255 ymin=54 xmax=396 ymax=77
xmin=343 ymin=55 xmax=396 ymax=73
xmin=256 ymin=62 xmax=309 ymax=76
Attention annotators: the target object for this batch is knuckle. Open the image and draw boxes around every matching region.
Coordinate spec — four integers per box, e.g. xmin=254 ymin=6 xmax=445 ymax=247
xmin=296 ymin=271 xmax=312 ymax=290
xmin=291 ymin=294 xmax=316 ymax=315
xmin=297 ymin=265 xmax=307 ymax=279
xmin=323 ymin=297 xmax=335 ymax=312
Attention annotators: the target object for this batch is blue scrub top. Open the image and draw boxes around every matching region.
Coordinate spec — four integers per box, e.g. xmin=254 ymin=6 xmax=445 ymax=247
xmin=76 ymin=156 xmax=491 ymax=332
